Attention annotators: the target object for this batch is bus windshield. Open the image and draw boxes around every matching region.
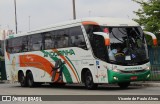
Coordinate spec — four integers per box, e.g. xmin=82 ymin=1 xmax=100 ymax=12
xmin=84 ymin=25 xmax=149 ymax=65
xmin=107 ymin=27 xmax=149 ymax=65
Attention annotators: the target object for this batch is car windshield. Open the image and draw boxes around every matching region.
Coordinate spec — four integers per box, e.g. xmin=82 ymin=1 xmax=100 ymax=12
xmin=107 ymin=27 xmax=149 ymax=65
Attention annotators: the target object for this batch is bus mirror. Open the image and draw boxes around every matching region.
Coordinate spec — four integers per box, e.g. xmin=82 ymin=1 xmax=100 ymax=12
xmin=144 ymin=31 xmax=158 ymax=46
xmin=93 ymin=32 xmax=110 ymax=46
xmin=105 ymin=38 xmax=110 ymax=46
xmin=153 ymin=39 xmax=158 ymax=46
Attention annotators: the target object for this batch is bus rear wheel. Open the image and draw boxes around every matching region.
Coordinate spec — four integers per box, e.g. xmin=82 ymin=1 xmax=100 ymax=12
xmin=27 ymin=72 xmax=35 ymax=87
xmin=84 ymin=70 xmax=97 ymax=90
xmin=19 ymin=72 xmax=27 ymax=87
xmin=118 ymin=82 xmax=130 ymax=89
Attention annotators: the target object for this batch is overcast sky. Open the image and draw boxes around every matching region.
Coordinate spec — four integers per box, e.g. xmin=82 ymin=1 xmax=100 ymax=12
xmin=0 ymin=0 xmax=140 ymax=33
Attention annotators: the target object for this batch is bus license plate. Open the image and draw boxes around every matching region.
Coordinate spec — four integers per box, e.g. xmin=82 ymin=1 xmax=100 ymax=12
xmin=131 ymin=76 xmax=137 ymax=80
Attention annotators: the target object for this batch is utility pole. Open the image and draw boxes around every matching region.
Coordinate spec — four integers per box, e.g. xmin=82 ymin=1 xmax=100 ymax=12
xmin=14 ymin=0 xmax=18 ymax=34
xmin=72 ymin=0 xmax=76 ymax=19
xmin=29 ymin=16 xmax=30 ymax=31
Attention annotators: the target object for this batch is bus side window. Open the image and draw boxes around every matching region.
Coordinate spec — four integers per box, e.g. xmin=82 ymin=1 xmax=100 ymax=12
xmin=21 ymin=36 xmax=28 ymax=52
xmin=6 ymin=39 xmax=11 ymax=53
xmin=69 ymin=26 xmax=87 ymax=49
xmin=55 ymin=29 xmax=69 ymax=48
xmin=44 ymin=32 xmax=55 ymax=50
xmin=11 ymin=37 xmax=22 ymax=53
xmin=29 ymin=34 xmax=43 ymax=51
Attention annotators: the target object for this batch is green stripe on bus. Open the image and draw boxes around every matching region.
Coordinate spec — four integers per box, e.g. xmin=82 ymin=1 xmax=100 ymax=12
xmin=65 ymin=56 xmax=80 ymax=82
xmin=41 ymin=50 xmax=73 ymax=83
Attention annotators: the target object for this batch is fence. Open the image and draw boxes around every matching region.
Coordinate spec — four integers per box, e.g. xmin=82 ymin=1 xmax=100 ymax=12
xmin=148 ymin=46 xmax=160 ymax=81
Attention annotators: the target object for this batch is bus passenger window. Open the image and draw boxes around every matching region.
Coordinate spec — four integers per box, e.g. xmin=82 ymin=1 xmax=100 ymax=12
xmin=44 ymin=32 xmax=55 ymax=50
xmin=55 ymin=29 xmax=69 ymax=48
xmin=21 ymin=36 xmax=28 ymax=52
xmin=69 ymin=26 xmax=87 ymax=49
xmin=29 ymin=34 xmax=43 ymax=51
xmin=11 ymin=37 xmax=22 ymax=53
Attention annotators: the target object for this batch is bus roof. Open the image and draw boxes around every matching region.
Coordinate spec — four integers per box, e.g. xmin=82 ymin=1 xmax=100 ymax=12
xmin=81 ymin=17 xmax=139 ymax=26
xmin=6 ymin=17 xmax=139 ymax=39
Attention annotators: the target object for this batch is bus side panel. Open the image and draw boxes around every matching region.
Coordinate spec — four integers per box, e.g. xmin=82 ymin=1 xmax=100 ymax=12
xmin=5 ymin=53 xmax=20 ymax=82
xmin=68 ymin=47 xmax=99 ymax=83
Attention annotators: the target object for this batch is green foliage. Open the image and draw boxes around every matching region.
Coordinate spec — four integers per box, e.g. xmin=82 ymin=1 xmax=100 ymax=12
xmin=133 ymin=0 xmax=160 ymax=46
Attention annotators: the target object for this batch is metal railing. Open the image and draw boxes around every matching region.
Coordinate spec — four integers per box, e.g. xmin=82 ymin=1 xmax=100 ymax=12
xmin=148 ymin=46 xmax=160 ymax=81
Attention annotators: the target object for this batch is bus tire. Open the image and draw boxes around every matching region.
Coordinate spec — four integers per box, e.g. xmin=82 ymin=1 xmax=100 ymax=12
xmin=118 ymin=82 xmax=130 ymax=89
xmin=19 ymin=72 xmax=27 ymax=87
xmin=27 ymin=72 xmax=35 ymax=88
xmin=84 ymin=70 xmax=97 ymax=90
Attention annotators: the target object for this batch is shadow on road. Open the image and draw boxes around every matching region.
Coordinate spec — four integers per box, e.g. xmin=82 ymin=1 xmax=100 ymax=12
xmin=13 ymin=83 xmax=145 ymax=91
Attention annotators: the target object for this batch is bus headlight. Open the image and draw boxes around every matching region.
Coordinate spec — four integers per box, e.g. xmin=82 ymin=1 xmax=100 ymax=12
xmin=147 ymin=74 xmax=150 ymax=78
xmin=113 ymin=76 xmax=118 ymax=80
xmin=144 ymin=66 xmax=150 ymax=70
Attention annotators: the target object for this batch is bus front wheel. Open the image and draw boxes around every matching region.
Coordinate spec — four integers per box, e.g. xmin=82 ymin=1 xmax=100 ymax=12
xmin=118 ymin=82 xmax=130 ymax=89
xmin=84 ymin=70 xmax=97 ymax=90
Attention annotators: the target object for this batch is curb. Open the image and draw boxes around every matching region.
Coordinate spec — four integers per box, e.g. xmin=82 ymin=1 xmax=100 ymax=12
xmin=141 ymin=83 xmax=160 ymax=87
xmin=131 ymin=82 xmax=160 ymax=87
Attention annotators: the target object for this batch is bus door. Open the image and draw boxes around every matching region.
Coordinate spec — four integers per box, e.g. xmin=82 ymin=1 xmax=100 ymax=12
xmin=92 ymin=32 xmax=109 ymax=83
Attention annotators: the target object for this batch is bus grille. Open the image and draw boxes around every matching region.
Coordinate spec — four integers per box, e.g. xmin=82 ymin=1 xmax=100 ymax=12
xmin=119 ymin=69 xmax=146 ymax=74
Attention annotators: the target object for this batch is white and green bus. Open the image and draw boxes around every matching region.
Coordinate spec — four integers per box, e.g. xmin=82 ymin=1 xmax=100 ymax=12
xmin=5 ymin=17 xmax=157 ymax=89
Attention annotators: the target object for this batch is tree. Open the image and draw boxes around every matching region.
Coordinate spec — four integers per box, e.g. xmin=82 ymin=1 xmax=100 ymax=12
xmin=133 ymin=0 xmax=160 ymax=45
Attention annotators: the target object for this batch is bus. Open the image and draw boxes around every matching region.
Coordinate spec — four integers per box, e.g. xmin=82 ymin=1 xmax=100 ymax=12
xmin=4 ymin=17 xmax=157 ymax=89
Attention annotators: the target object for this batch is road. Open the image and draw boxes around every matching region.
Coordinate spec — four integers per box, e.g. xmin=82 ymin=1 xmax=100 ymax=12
xmin=0 ymin=82 xmax=160 ymax=104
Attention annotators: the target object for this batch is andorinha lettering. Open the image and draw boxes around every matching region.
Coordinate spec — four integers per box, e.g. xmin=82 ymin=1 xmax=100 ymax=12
xmin=43 ymin=49 xmax=75 ymax=57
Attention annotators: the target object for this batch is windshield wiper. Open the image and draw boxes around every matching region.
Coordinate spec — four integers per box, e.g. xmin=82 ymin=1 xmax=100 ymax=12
xmin=111 ymin=29 xmax=124 ymax=43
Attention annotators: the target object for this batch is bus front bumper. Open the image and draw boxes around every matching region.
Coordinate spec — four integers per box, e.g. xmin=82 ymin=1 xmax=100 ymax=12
xmin=107 ymin=69 xmax=151 ymax=84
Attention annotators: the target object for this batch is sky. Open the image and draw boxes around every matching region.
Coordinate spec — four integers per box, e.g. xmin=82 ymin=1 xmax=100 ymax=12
xmin=0 ymin=0 xmax=141 ymax=33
